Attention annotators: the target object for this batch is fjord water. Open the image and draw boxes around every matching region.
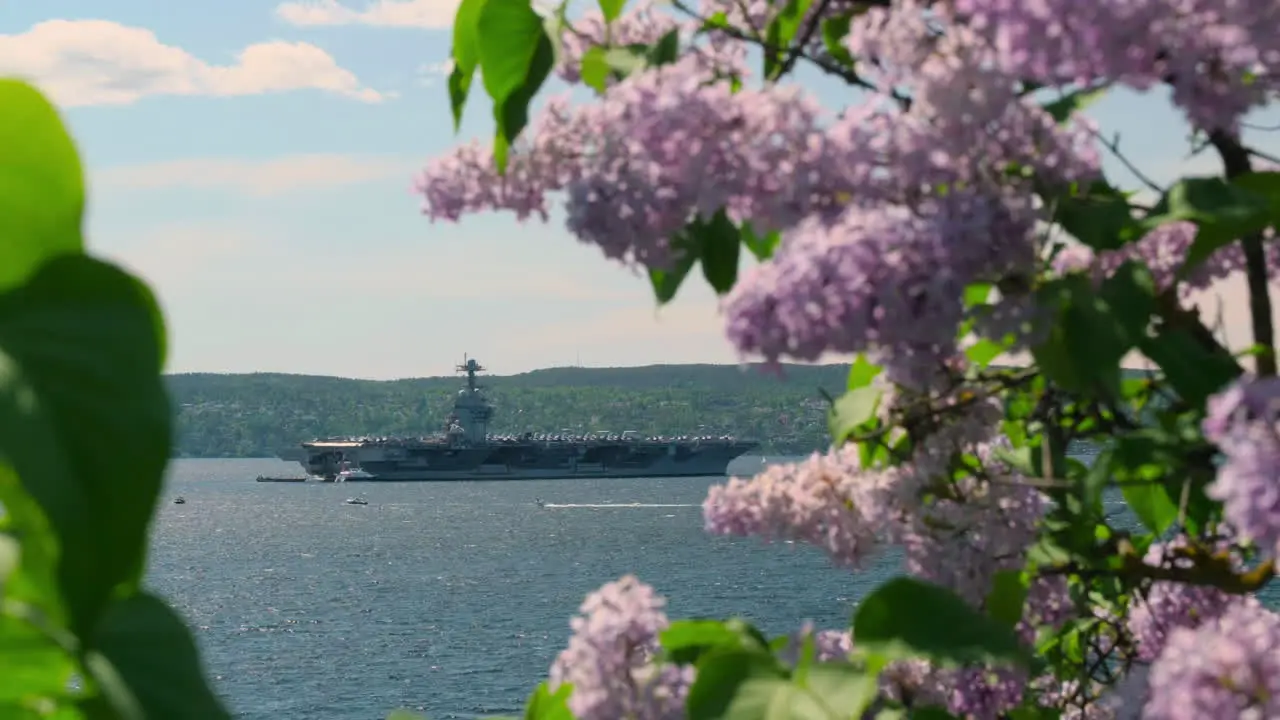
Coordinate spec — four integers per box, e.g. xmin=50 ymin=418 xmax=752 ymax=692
xmin=148 ymin=458 xmax=883 ymax=719
xmin=147 ymin=457 xmax=1279 ymax=719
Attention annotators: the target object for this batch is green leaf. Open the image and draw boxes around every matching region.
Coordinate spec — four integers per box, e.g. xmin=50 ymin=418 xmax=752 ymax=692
xmin=801 ymin=664 xmax=879 ymax=719
xmin=0 ymin=608 xmax=76 ymax=703
xmin=603 ymin=46 xmax=649 ymax=76
xmin=1230 ymin=171 xmax=1280 ymax=214
xmin=579 ymin=46 xmax=610 ymax=93
xmin=964 ymin=282 xmax=992 ymax=307
xmin=1048 ymin=179 xmax=1141 ymax=251
xmin=847 ymin=355 xmax=882 ymax=390
xmin=765 ymin=0 xmax=815 ymax=80
xmin=686 ymin=650 xmax=876 ymax=720
xmin=828 ymin=387 xmax=882 ymax=445
xmin=0 ymin=256 xmax=170 ymax=637
xmin=524 ymin=681 xmax=573 ymax=720
xmin=1142 ymin=176 xmax=1274 ymax=277
xmin=741 ymin=223 xmax=781 ymax=261
xmin=0 ymin=80 xmax=85 ymax=294
xmin=1041 ymin=85 xmax=1108 ymax=123
xmin=1121 ymin=478 xmax=1179 ymax=536
xmin=965 ymin=339 xmax=1004 ymax=369
xmin=447 ymin=0 xmax=488 ymax=131
xmin=86 ymin=592 xmax=230 ymax=719
xmin=1138 ymin=324 xmax=1241 ymax=407
xmin=694 ymin=211 xmax=742 ymax=294
xmin=660 ymin=619 xmax=768 ymax=665
xmin=1098 ymin=433 xmax=1180 ymax=534
xmin=649 ymin=245 xmax=698 ymax=306
xmin=597 ymin=0 xmax=625 ymax=22
xmin=477 ymin=0 xmax=555 ymax=172
xmin=819 ymin=14 xmax=856 ymax=68
xmin=984 ymin=571 xmax=1028 ymax=629
xmin=646 ymin=29 xmax=680 ymax=66
xmin=1032 ymin=272 xmax=1151 ymax=398
xmin=852 ymin=577 xmax=1029 ymax=667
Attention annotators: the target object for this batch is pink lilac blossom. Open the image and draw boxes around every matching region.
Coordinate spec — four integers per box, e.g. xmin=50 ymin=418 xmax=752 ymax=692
xmin=777 ymin=622 xmax=854 ymax=665
xmin=1126 ymin=536 xmax=1236 ymax=662
xmin=1201 ymin=375 xmax=1280 ymax=558
xmin=950 ymin=0 xmax=1280 ymax=133
xmin=702 ymin=443 xmax=906 ymax=568
xmin=548 ymin=575 xmax=693 ymax=720
xmin=553 ymin=2 xmax=746 ymax=86
xmin=1142 ymin=599 xmax=1280 ymax=719
xmin=418 ymin=54 xmax=839 ymax=271
xmin=719 ymin=3 xmax=1102 ymax=374
xmin=1050 ymin=222 xmax=1280 ymax=302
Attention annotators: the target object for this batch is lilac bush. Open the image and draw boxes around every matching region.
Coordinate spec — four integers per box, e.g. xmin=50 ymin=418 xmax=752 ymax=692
xmin=409 ymin=0 xmax=1280 ymax=717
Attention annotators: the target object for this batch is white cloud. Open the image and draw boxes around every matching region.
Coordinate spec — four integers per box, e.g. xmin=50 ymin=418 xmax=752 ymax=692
xmin=0 ymin=19 xmax=385 ymax=107
xmin=95 ymin=154 xmax=417 ymax=197
xmin=276 ymin=0 xmax=460 ymax=29
xmin=416 ymin=60 xmax=453 ymax=87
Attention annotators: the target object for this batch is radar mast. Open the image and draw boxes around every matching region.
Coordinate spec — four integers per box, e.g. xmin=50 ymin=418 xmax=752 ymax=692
xmin=456 ymin=354 xmax=487 ymax=392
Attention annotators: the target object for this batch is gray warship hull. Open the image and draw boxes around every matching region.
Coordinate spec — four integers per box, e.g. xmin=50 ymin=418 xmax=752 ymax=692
xmin=277 ymin=356 xmax=759 ymax=482
xmin=280 ymin=439 xmax=757 ymax=482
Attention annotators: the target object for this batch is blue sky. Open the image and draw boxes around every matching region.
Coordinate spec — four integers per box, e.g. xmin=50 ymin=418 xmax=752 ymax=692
xmin=2 ymin=0 xmax=1278 ymax=379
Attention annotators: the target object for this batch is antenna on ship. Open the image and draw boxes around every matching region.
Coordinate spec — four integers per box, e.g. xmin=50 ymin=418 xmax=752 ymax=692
xmin=456 ymin=354 xmax=486 ymax=392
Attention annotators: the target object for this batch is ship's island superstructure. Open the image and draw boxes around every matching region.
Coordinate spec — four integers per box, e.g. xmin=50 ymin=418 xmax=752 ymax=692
xmin=276 ymin=357 xmax=759 ymax=482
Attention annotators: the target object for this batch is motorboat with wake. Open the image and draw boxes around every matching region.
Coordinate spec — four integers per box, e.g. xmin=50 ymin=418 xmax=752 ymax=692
xmin=535 ymin=497 xmax=545 ymax=508
xmin=345 ymin=497 xmax=369 ymax=506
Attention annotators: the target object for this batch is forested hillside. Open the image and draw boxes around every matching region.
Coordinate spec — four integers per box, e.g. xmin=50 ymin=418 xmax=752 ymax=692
xmin=167 ymin=363 xmax=853 ymax=458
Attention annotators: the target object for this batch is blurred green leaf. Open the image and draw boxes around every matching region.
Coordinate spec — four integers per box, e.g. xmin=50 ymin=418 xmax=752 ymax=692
xmin=1047 ymin=179 xmax=1140 ymax=251
xmin=523 ymin=681 xmax=572 ymax=720
xmin=0 ymin=607 xmax=77 ymax=704
xmin=447 ymin=0 xmax=488 ymax=131
xmin=1041 ymin=86 xmax=1108 ymax=123
xmin=846 ymin=355 xmax=882 ymax=390
xmin=0 ymin=80 xmax=85 ymax=293
xmin=853 ymin=578 xmax=1029 ymax=667
xmin=687 ymin=648 xmax=875 ymax=720
xmin=820 ymin=13 xmax=856 ymax=68
xmin=828 ymin=387 xmax=881 ymax=445
xmin=0 ymin=257 xmax=169 ymax=637
xmin=984 ymin=570 xmax=1028 ymax=629
xmin=579 ymin=46 xmax=610 ymax=93
xmin=660 ymin=618 xmax=768 ymax=665
xmin=597 ymin=0 xmax=625 ymax=21
xmin=1141 ymin=176 xmax=1274 ymax=278
xmin=477 ymin=0 xmax=555 ymax=172
xmin=85 ymin=593 xmax=229 ymax=720
xmin=694 ymin=211 xmax=742 ymax=294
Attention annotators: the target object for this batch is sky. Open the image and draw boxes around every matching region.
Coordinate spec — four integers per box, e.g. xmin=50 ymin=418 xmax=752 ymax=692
xmin=1 ymin=0 xmax=1278 ymax=379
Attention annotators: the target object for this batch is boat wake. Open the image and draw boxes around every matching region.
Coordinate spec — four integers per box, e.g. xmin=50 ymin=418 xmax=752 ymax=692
xmin=542 ymin=503 xmax=697 ymax=509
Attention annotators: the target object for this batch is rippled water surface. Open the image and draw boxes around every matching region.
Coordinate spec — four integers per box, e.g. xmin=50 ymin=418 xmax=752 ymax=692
xmin=148 ymin=458 xmax=886 ymax=719
xmin=148 ymin=457 xmax=1279 ymax=719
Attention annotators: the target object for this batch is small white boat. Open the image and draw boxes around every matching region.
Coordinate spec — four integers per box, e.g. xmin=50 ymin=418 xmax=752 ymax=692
xmin=345 ymin=497 xmax=368 ymax=506
xmin=335 ymin=463 xmax=376 ymax=482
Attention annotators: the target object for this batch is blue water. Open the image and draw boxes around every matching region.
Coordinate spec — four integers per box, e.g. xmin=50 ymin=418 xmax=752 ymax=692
xmin=148 ymin=458 xmax=886 ymax=719
xmin=147 ymin=457 xmax=1278 ymax=719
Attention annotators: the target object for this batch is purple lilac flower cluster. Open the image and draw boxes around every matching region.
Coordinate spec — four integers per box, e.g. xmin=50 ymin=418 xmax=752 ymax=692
xmin=547 ymin=575 xmax=693 ymax=720
xmin=1143 ymin=599 xmax=1280 ymax=719
xmin=1203 ymin=377 xmax=1280 ymax=559
xmin=1050 ymin=222 xmax=1280 ymax=303
xmin=1126 ymin=535 xmax=1237 ymax=661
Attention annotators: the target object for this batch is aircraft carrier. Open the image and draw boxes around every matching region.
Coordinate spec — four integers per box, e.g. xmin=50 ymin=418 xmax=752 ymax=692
xmin=275 ymin=357 xmax=759 ymax=482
